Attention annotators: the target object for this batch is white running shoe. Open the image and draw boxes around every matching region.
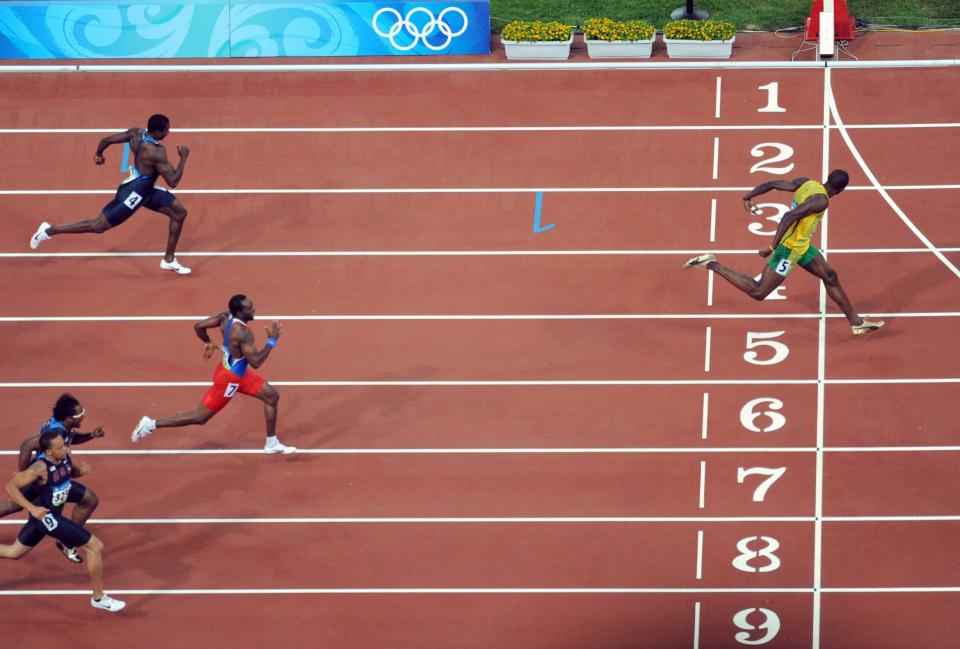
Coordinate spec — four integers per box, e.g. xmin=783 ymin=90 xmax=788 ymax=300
xmin=682 ymin=252 xmax=717 ymax=270
xmin=160 ymin=258 xmax=191 ymax=275
xmin=91 ymin=593 xmax=126 ymax=612
xmin=56 ymin=541 xmax=83 ymax=564
xmin=852 ymin=319 xmax=885 ymax=336
xmin=131 ymin=416 xmax=156 ymax=443
xmin=264 ymin=439 xmax=297 ymax=455
xmin=29 ymin=222 xmax=51 ymax=249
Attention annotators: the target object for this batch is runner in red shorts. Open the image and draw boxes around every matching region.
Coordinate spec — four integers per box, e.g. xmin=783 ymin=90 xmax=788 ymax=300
xmin=130 ymin=294 xmax=296 ymax=454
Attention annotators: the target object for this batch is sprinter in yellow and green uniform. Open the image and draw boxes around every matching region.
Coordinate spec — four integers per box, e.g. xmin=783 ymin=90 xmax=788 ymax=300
xmin=683 ymin=169 xmax=884 ymax=336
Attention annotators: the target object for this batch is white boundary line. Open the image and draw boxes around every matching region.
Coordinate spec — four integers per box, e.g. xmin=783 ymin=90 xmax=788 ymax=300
xmin=3 ymin=248 xmax=958 ymax=258
xmin=812 ymin=65 xmax=832 ymax=649
xmin=693 ymin=600 xmax=701 ymax=649
xmin=714 ymin=76 xmax=722 ymax=119
xmin=1 ymin=312 xmax=957 ymax=323
xmin=696 ymin=531 xmax=705 ymax=580
xmin=1 ymin=586 xmax=959 ymax=596
xmin=1 ymin=378 xmax=958 ymax=387
xmin=828 ymin=78 xmax=960 ymax=280
xmin=2 ymin=445 xmax=958 ymax=456
xmin=1 ymin=123 xmax=957 ymax=133
xmin=1 ymin=514 xmax=959 ymax=525
xmin=1 ymin=184 xmax=958 ymax=195
xmin=0 ymin=588 xmax=817 ymax=596
xmin=0 ymin=59 xmax=957 ymax=74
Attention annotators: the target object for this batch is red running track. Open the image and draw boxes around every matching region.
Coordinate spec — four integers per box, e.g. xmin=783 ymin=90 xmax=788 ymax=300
xmin=0 ymin=64 xmax=959 ymax=648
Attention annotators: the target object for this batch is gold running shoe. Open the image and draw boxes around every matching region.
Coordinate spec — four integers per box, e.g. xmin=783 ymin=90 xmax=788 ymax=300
xmin=682 ymin=252 xmax=716 ymax=270
xmin=852 ymin=319 xmax=885 ymax=336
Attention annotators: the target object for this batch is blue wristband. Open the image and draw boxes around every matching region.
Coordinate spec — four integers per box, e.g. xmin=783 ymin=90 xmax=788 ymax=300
xmin=267 ymin=337 xmax=277 ymax=348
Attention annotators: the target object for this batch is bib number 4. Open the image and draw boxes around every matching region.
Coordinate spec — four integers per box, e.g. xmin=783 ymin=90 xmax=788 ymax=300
xmin=123 ymin=191 xmax=143 ymax=209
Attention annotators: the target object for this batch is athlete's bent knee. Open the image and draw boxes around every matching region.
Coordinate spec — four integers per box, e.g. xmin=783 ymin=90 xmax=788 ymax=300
xmin=92 ymin=219 xmax=112 ymax=234
xmin=263 ymin=385 xmax=279 ymax=407
xmin=83 ymin=490 xmax=100 ymax=511
xmin=823 ymin=269 xmax=839 ymax=286
xmin=83 ymin=536 xmax=104 ymax=555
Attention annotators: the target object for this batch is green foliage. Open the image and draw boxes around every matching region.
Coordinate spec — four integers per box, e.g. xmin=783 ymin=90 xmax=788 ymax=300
xmin=489 ymin=0 xmax=960 ymax=33
xmin=582 ymin=17 xmax=655 ymax=41
xmin=663 ymin=18 xmax=736 ymax=40
xmin=501 ymin=20 xmax=574 ymax=41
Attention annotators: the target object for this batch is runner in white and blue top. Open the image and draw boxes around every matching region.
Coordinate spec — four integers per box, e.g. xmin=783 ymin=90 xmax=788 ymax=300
xmin=28 ymin=113 xmax=193 ymax=275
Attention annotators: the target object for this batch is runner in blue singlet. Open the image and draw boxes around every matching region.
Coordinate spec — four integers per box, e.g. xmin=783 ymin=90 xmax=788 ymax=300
xmin=0 ymin=394 xmax=104 ymax=563
xmin=29 ymin=113 xmax=193 ymax=275
xmin=0 ymin=431 xmax=125 ymax=612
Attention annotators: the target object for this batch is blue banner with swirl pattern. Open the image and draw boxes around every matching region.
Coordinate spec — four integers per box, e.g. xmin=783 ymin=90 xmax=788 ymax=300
xmin=0 ymin=0 xmax=490 ymax=58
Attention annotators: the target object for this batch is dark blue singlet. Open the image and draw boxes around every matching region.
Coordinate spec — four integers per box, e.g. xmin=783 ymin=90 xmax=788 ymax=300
xmin=101 ymin=129 xmax=176 ymax=226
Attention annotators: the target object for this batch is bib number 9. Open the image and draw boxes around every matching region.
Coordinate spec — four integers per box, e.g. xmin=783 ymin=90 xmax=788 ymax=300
xmin=41 ymin=513 xmax=59 ymax=532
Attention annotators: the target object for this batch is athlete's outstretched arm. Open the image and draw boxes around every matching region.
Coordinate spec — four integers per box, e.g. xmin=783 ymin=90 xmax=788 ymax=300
xmin=16 ymin=435 xmax=40 ymax=471
xmin=94 ymin=128 xmax=138 ymax=165
xmin=239 ymin=321 xmax=283 ymax=369
xmin=768 ymin=194 xmax=828 ymax=250
xmin=742 ymin=177 xmax=809 ymax=214
xmin=151 ymin=144 xmax=190 ymax=188
xmin=70 ymin=427 xmax=105 ymax=446
xmin=4 ymin=463 xmax=48 ymax=519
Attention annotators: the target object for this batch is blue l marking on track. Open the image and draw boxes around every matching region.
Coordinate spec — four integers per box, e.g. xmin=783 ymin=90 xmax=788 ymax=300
xmin=533 ymin=191 xmax=555 ymax=233
xmin=120 ymin=142 xmax=130 ymax=173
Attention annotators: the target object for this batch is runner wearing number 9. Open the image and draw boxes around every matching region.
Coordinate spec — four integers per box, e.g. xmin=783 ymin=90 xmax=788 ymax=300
xmin=684 ymin=170 xmax=884 ymax=336
xmin=0 ymin=431 xmax=125 ymax=612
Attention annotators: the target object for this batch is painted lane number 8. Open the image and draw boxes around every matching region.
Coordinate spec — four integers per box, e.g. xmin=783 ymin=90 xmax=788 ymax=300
xmin=732 ymin=536 xmax=781 ymax=573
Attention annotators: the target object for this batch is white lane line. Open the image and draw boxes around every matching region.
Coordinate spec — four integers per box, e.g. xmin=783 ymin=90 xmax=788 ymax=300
xmin=696 ymin=531 xmax=705 ymax=579
xmin=0 ymin=124 xmax=957 ymax=135
xmin=703 ymin=326 xmax=712 ymax=372
xmin=712 ymin=137 xmax=720 ymax=179
xmin=701 ymin=392 xmax=710 ymax=440
xmin=707 ymin=270 xmax=715 ymax=307
xmin=715 ymin=76 xmax=722 ymax=118
xmin=693 ymin=601 xmax=702 ymax=649
xmin=1 ymin=445 xmax=955 ymax=457
xmin=2 ymin=312 xmax=958 ymax=323
xmin=1 ymin=184 xmax=956 ymax=196
xmin=2 ymin=378 xmax=958 ymax=388
xmin=709 ymin=198 xmax=718 ymax=241
xmin=0 ymin=516 xmax=814 ymax=525
xmin=699 ymin=461 xmax=707 ymax=508
xmin=4 ymin=247 xmax=958 ymax=258
xmin=0 ymin=447 xmax=820 ymax=456
xmin=828 ymin=77 xmax=960 ymax=280
xmin=0 ymin=587 xmax=817 ymax=596
xmin=813 ymin=64 xmax=832 ymax=649
xmin=0 ymin=514 xmax=956 ymax=525
xmin=4 ymin=586 xmax=960 ymax=596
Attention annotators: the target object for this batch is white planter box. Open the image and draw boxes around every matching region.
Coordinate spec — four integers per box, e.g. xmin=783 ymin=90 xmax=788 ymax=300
xmin=663 ymin=35 xmax=736 ymax=58
xmin=585 ymin=38 xmax=654 ymax=59
xmin=501 ymin=35 xmax=573 ymax=60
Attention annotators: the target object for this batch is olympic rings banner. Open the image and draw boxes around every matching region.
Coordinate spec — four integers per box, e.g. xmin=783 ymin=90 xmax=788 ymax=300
xmin=0 ymin=0 xmax=490 ymax=58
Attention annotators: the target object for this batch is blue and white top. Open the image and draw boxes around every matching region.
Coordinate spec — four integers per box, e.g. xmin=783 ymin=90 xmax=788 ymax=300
xmin=33 ymin=453 xmax=74 ymax=512
xmin=122 ymin=130 xmax=161 ymax=184
xmin=222 ymin=316 xmax=249 ymax=377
